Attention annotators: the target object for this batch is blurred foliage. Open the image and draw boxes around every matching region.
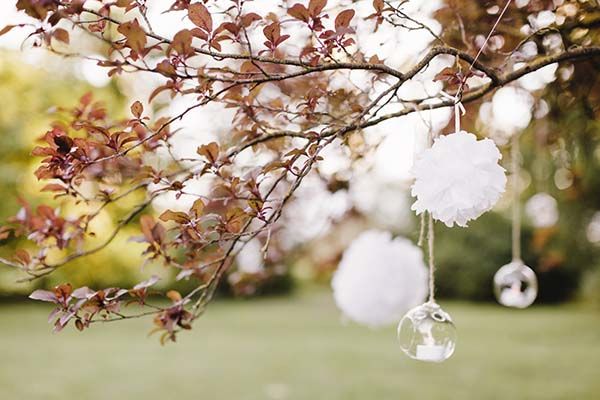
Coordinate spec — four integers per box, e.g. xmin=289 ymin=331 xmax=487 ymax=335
xmin=580 ymin=269 xmax=600 ymax=308
xmin=435 ymin=69 xmax=600 ymax=303
xmin=435 ymin=213 xmax=585 ymax=303
xmin=0 ymin=50 xmax=151 ymax=296
xmin=2 ymin=44 xmax=600 ymax=303
xmin=0 ymin=51 xmax=294 ymax=298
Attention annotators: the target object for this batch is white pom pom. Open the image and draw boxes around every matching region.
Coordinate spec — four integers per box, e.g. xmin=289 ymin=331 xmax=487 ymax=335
xmin=411 ymin=131 xmax=507 ymax=227
xmin=332 ymin=230 xmax=428 ymax=327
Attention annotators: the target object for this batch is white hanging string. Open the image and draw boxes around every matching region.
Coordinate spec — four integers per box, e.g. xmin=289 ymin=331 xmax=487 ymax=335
xmin=416 ymin=102 xmax=434 ymax=249
xmin=453 ymin=102 xmax=466 ymax=133
xmin=414 ymin=107 xmax=438 ymax=303
xmin=417 ymin=212 xmax=427 ymax=247
xmin=452 ymin=0 xmax=513 ymax=130
xmin=441 ymin=91 xmax=465 ymax=133
xmin=427 ymin=212 xmax=436 ymax=303
xmin=455 ymin=0 xmax=513 ymax=100
xmin=511 ymin=134 xmax=522 ymax=262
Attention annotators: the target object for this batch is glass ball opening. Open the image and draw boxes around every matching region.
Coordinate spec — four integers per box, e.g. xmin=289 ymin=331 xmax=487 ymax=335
xmin=397 ymin=302 xmax=457 ymax=363
xmin=493 ymin=260 xmax=538 ymax=309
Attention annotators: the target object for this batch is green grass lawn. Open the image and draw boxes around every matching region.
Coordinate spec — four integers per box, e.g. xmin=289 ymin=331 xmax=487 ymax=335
xmin=1 ymin=290 xmax=599 ymax=400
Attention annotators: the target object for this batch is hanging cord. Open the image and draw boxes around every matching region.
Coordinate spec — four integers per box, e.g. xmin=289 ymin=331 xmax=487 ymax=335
xmin=427 ymin=212 xmax=436 ymax=303
xmin=455 ymin=0 xmax=513 ymax=100
xmin=450 ymin=0 xmax=512 ymax=135
xmin=417 ymin=212 xmax=427 ymax=247
xmin=441 ymin=90 xmax=466 ymax=133
xmin=454 ymin=103 xmax=461 ymax=133
xmin=511 ymin=134 xmax=522 ymax=262
xmin=418 ymin=117 xmax=435 ymax=247
xmin=452 ymin=101 xmax=466 ymax=133
xmin=417 ymin=112 xmax=437 ymax=303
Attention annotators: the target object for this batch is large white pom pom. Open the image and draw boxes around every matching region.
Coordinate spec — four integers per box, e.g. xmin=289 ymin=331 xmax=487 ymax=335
xmin=332 ymin=230 xmax=427 ymax=327
xmin=411 ymin=131 xmax=507 ymax=227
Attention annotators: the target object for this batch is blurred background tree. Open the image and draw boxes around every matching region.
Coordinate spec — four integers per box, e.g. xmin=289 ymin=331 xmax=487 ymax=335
xmin=2 ymin=44 xmax=600 ymax=304
xmin=0 ymin=50 xmax=150 ymax=295
xmin=0 ymin=0 xmax=599 ymax=308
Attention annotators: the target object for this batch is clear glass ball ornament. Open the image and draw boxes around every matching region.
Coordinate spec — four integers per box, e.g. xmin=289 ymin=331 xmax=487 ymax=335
xmin=493 ymin=260 xmax=538 ymax=308
xmin=397 ymin=302 xmax=457 ymax=363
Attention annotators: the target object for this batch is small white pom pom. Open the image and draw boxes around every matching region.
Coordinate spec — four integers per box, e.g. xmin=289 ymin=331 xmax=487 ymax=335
xmin=411 ymin=131 xmax=507 ymax=227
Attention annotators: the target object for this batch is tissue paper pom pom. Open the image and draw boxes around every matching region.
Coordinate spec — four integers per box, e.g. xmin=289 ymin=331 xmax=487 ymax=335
xmin=525 ymin=192 xmax=559 ymax=228
xmin=411 ymin=131 xmax=507 ymax=227
xmin=332 ymin=230 xmax=427 ymax=327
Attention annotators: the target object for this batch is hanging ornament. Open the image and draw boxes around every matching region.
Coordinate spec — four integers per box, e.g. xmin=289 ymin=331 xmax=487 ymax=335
xmin=494 ymin=260 xmax=538 ymax=309
xmin=398 ymin=194 xmax=456 ymax=362
xmin=397 ymin=300 xmax=457 ymax=363
xmin=494 ymin=134 xmax=538 ymax=308
xmin=410 ymin=100 xmax=506 ymax=227
xmin=400 ymin=0 xmax=519 ymax=360
xmin=410 ymin=130 xmax=506 ymax=227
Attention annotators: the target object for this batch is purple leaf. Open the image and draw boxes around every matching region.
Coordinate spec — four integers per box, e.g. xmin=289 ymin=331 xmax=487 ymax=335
xmin=29 ymin=290 xmax=57 ymax=303
xmin=176 ymin=269 xmax=195 ymax=281
xmin=133 ymin=275 xmax=160 ymax=290
xmin=47 ymin=307 xmax=61 ymax=323
xmin=58 ymin=310 xmax=76 ymax=327
xmin=71 ymin=286 xmax=95 ymax=299
xmin=115 ymin=289 xmax=128 ymax=298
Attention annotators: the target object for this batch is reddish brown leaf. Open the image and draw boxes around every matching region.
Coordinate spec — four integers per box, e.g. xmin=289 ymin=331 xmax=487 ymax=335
xmin=116 ymin=0 xmax=134 ymax=7
xmin=53 ymin=28 xmax=70 ymax=44
xmin=151 ymin=223 xmax=166 ymax=244
xmin=159 ymin=209 xmax=189 ymax=223
xmin=288 ymin=4 xmax=310 ymax=22
xmin=308 ymin=0 xmax=327 ymax=17
xmin=197 ymin=142 xmax=220 ymax=163
xmin=75 ymin=319 xmax=85 ymax=331
xmin=373 ymin=0 xmax=384 ymax=12
xmin=166 ymin=290 xmax=182 ymax=302
xmin=0 ymin=25 xmax=17 ymax=37
xmin=130 ymin=101 xmax=144 ymax=118
xmin=155 ymin=60 xmax=177 ymax=77
xmin=168 ymin=29 xmax=194 ymax=57
xmin=53 ymin=135 xmax=73 ymax=154
xmin=16 ymin=0 xmax=56 ymax=20
xmin=15 ymin=248 xmax=31 ymax=265
xmin=41 ymin=183 xmax=67 ymax=192
xmin=335 ymin=9 xmax=355 ymax=29
xmin=240 ymin=12 xmax=261 ymax=28
xmin=54 ymin=283 xmax=73 ymax=299
xmin=148 ymin=83 xmax=175 ymax=103
xmin=263 ymin=22 xmax=280 ymax=43
xmin=140 ymin=215 xmax=156 ymax=242
xmin=117 ymin=19 xmax=147 ymax=53
xmin=188 ymin=3 xmax=212 ymax=32
xmin=190 ymin=199 xmax=205 ymax=218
